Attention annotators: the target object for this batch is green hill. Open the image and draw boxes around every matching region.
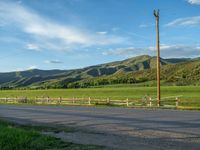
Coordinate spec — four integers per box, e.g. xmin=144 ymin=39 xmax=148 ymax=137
xmin=71 ymin=59 xmax=200 ymax=88
xmin=0 ymin=55 xmax=199 ymax=89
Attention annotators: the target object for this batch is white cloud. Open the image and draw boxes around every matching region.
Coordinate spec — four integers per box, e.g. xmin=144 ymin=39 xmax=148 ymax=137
xmin=103 ymin=47 xmax=147 ymax=57
xmin=0 ymin=2 xmax=126 ymax=51
xmin=103 ymin=44 xmax=200 ymax=58
xmin=45 ymin=60 xmax=63 ymax=64
xmin=139 ymin=24 xmax=148 ymax=28
xmin=26 ymin=43 xmax=40 ymax=51
xmin=139 ymin=23 xmax=154 ymax=28
xmin=111 ymin=27 xmax=119 ymax=32
xmin=166 ymin=16 xmax=200 ymax=26
xmin=187 ymin=0 xmax=200 ymax=4
xmin=14 ymin=65 xmax=37 ymax=71
xmin=159 ymin=44 xmax=200 ymax=58
xmin=96 ymin=31 xmax=107 ymax=35
xmin=15 ymin=68 xmax=24 ymax=72
xmin=27 ymin=66 xmax=37 ymax=70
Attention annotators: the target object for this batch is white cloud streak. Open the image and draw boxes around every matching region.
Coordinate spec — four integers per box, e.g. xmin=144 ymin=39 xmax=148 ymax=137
xmin=103 ymin=45 xmax=200 ymax=58
xmin=27 ymin=65 xmax=37 ymax=70
xmin=111 ymin=27 xmax=119 ymax=32
xmin=188 ymin=0 xmax=200 ymax=4
xmin=26 ymin=43 xmax=40 ymax=51
xmin=45 ymin=60 xmax=63 ymax=64
xmin=0 ymin=2 xmax=126 ymax=51
xmin=139 ymin=23 xmax=154 ymax=28
xmin=96 ymin=31 xmax=108 ymax=35
xmin=103 ymin=47 xmax=147 ymax=57
xmin=166 ymin=16 xmax=200 ymax=26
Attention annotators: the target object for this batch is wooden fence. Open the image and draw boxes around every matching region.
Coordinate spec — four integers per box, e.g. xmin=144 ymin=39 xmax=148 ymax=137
xmin=0 ymin=97 xmax=199 ymax=109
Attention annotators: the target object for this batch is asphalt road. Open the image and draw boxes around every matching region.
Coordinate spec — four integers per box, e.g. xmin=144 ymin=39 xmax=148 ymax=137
xmin=0 ymin=105 xmax=199 ymax=150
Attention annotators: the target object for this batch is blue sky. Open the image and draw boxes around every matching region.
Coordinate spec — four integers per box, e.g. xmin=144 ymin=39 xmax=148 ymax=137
xmin=0 ymin=0 xmax=200 ymax=72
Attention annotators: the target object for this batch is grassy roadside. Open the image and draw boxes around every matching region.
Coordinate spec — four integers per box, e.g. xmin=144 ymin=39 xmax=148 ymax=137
xmin=0 ymin=120 xmax=102 ymax=150
xmin=0 ymin=102 xmax=199 ymax=111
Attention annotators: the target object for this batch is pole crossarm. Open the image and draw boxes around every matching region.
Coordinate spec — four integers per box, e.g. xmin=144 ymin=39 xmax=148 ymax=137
xmin=154 ymin=9 xmax=159 ymax=18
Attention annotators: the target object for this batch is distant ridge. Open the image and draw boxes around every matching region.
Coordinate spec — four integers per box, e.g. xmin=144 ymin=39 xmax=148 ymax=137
xmin=0 ymin=55 xmax=199 ymax=89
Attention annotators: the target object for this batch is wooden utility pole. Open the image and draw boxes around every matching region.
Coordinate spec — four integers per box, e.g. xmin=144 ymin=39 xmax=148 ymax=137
xmin=154 ymin=9 xmax=161 ymax=107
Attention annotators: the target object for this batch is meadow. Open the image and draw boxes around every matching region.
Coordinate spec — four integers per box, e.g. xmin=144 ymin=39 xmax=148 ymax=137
xmin=0 ymin=86 xmax=199 ymax=101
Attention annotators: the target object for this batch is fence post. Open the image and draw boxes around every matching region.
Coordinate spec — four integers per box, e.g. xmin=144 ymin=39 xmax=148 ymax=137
xmin=59 ymin=96 xmax=62 ymax=104
xmin=176 ymin=97 xmax=179 ymax=107
xmin=107 ymin=98 xmax=110 ymax=105
xmin=88 ymin=97 xmax=91 ymax=105
xmin=73 ymin=97 xmax=75 ymax=104
xmin=126 ymin=98 xmax=129 ymax=107
xmin=149 ymin=97 xmax=152 ymax=107
xmin=47 ymin=96 xmax=49 ymax=104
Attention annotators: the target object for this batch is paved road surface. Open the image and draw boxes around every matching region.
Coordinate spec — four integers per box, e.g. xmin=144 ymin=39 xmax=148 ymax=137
xmin=0 ymin=105 xmax=199 ymax=150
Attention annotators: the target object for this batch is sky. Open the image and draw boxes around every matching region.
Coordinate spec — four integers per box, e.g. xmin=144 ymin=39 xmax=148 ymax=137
xmin=0 ymin=0 xmax=200 ymax=72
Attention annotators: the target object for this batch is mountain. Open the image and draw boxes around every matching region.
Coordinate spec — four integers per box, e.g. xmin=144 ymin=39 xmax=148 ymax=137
xmin=72 ymin=58 xmax=200 ymax=88
xmin=0 ymin=55 xmax=199 ymax=89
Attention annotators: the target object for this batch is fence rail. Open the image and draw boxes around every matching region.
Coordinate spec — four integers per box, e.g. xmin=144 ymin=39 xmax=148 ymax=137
xmin=0 ymin=97 xmax=199 ymax=109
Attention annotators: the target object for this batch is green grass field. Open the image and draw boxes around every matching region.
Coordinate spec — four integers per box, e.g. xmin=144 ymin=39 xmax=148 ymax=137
xmin=0 ymin=120 xmax=101 ymax=150
xmin=0 ymin=86 xmax=199 ymax=100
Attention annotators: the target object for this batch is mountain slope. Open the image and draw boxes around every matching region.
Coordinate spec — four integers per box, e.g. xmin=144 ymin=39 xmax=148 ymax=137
xmin=68 ymin=59 xmax=200 ymax=88
xmin=0 ymin=55 xmax=198 ymax=89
